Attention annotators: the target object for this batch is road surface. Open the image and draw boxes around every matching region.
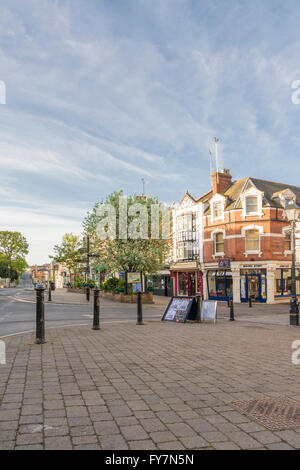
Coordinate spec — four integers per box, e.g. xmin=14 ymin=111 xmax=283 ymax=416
xmin=0 ymin=287 xmax=163 ymax=337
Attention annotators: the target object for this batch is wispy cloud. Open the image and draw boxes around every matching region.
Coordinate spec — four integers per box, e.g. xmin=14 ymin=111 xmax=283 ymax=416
xmin=1 ymin=0 xmax=300 ymax=263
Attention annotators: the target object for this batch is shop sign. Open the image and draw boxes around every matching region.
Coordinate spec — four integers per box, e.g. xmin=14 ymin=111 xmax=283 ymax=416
xmin=201 ymin=301 xmax=217 ymax=323
xmin=162 ymin=297 xmax=197 ymax=323
xmin=218 ymin=259 xmax=230 ymax=268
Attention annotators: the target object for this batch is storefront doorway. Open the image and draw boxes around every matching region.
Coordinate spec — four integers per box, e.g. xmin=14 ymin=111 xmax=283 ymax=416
xmin=240 ymin=271 xmax=267 ymax=303
xmin=176 ymin=271 xmax=202 ymax=297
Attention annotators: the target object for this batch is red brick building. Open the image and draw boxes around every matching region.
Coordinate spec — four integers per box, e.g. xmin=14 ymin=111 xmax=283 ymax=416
xmin=172 ymin=169 xmax=300 ymax=303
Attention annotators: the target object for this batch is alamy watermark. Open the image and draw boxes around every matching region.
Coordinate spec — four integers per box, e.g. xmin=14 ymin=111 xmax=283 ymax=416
xmin=0 ymin=340 xmax=6 ymax=365
xmin=291 ymin=340 xmax=300 ymax=364
xmin=96 ymin=197 xmax=170 ymax=240
xmin=0 ymin=80 xmax=6 ymax=104
xmin=291 ymin=80 xmax=300 ymax=104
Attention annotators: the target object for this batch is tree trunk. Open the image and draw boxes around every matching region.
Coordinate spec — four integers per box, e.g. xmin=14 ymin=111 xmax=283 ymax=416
xmin=140 ymin=271 xmax=143 ymax=292
xmin=125 ymin=271 xmax=128 ymax=295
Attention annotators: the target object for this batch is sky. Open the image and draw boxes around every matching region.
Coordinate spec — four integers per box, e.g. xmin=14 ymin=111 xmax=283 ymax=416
xmin=0 ymin=0 xmax=300 ymax=265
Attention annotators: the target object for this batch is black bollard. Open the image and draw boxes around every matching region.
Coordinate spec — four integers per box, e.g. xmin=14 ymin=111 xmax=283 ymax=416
xmin=227 ymin=297 xmax=230 ymax=307
xmin=196 ymin=294 xmax=201 ymax=322
xmin=86 ymin=285 xmax=90 ymax=302
xmin=35 ymin=286 xmax=46 ymax=344
xmin=249 ymin=296 xmax=252 ymax=308
xmin=92 ymin=288 xmax=100 ymax=330
xmin=48 ymin=286 xmax=52 ymax=302
xmin=136 ymin=291 xmax=144 ymax=325
xmin=229 ymin=299 xmax=235 ymax=321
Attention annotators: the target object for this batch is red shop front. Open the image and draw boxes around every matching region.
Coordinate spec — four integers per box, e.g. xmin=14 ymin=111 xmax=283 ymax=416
xmin=170 ymin=263 xmax=203 ymax=297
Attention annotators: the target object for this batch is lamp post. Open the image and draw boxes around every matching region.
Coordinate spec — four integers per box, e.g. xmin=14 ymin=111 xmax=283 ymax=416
xmin=284 ymin=202 xmax=300 ymax=326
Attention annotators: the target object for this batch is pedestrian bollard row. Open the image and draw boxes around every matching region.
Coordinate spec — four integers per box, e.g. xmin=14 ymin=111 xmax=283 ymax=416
xmin=229 ymin=299 xmax=235 ymax=321
xmin=35 ymin=286 xmax=46 ymax=344
xmin=136 ymin=291 xmax=144 ymax=325
xmin=92 ymin=288 xmax=100 ymax=330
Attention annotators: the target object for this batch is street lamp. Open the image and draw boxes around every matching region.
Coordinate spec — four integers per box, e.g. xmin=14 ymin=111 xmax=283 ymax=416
xmin=284 ymin=201 xmax=300 ymax=326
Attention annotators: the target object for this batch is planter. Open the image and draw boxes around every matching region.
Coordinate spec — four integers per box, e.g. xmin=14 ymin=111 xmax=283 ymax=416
xmin=66 ymin=288 xmax=153 ymax=304
xmin=101 ymin=291 xmax=154 ymax=304
xmin=67 ymin=287 xmax=95 ymax=295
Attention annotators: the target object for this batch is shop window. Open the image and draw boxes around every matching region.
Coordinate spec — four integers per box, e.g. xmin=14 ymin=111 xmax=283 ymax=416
xmin=274 ymin=268 xmax=300 ymax=296
xmin=284 ymin=231 xmax=291 ymax=251
xmin=245 ymin=229 xmax=260 ymax=251
xmin=207 ymin=270 xmax=232 ymax=299
xmin=246 ymin=196 xmax=258 ymax=213
xmin=215 ymin=232 xmax=224 ymax=254
xmin=178 ymin=272 xmax=188 ymax=296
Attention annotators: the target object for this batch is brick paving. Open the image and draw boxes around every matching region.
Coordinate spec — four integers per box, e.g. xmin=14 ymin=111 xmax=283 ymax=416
xmin=1 ymin=317 xmax=300 ymax=449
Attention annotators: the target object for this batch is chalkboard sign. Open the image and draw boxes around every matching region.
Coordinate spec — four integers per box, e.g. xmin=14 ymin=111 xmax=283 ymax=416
xmin=201 ymin=301 xmax=217 ymax=323
xmin=162 ymin=296 xmax=197 ymax=323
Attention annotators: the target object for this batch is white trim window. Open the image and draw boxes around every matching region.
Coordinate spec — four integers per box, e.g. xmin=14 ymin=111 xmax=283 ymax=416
xmin=210 ymin=194 xmax=226 ymax=222
xmin=215 ymin=232 xmax=224 ymax=255
xmin=245 ymin=229 xmax=260 ymax=251
xmin=213 ymin=201 xmax=223 ymax=219
xmin=246 ymin=196 xmax=258 ymax=214
xmin=241 ymin=188 xmax=263 ymax=218
xmin=242 ymin=225 xmax=263 ymax=256
xmin=282 ymin=227 xmax=292 ymax=256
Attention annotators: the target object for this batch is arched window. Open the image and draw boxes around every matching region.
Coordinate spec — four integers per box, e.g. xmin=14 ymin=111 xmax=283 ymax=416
xmin=246 ymin=196 xmax=258 ymax=213
xmin=215 ymin=232 xmax=224 ymax=254
xmin=245 ymin=229 xmax=260 ymax=251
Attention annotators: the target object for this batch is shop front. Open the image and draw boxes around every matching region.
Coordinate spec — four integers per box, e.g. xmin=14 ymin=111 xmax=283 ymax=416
xmin=240 ymin=269 xmax=267 ymax=303
xmin=207 ymin=270 xmax=233 ymax=301
xmin=274 ymin=265 xmax=300 ymax=299
xmin=145 ymin=271 xmax=173 ymax=297
xmin=170 ymin=262 xmax=203 ymax=297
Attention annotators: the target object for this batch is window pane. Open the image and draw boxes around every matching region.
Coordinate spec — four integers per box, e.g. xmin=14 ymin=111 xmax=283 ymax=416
xmin=215 ymin=232 xmax=224 ymax=253
xmin=284 ymin=232 xmax=291 ymax=251
xmin=246 ymin=229 xmax=259 ymax=250
xmin=214 ymin=201 xmax=222 ymax=218
xmin=246 ymin=197 xmax=258 ymax=213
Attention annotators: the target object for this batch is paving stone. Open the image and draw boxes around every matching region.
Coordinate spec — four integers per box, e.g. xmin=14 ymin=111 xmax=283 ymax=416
xmin=0 ymin=441 xmax=14 ymax=450
xmin=45 ymin=436 xmax=72 ymax=450
xmin=94 ymin=420 xmax=120 ymax=436
xmin=99 ymin=434 xmax=129 ymax=450
xmin=150 ymin=431 xmax=176 ymax=443
xmin=16 ymin=433 xmax=43 ymax=445
xmin=250 ymin=431 xmax=282 ymax=445
xmin=72 ymin=435 xmax=98 ymax=445
xmin=226 ymin=431 xmax=261 ymax=449
xmin=180 ymin=435 xmax=209 ymax=449
xmin=66 ymin=406 xmax=89 ymax=418
xmin=167 ymin=422 xmax=197 ymax=438
xmin=157 ymin=441 xmax=186 ymax=450
xmin=120 ymin=424 xmax=148 ymax=441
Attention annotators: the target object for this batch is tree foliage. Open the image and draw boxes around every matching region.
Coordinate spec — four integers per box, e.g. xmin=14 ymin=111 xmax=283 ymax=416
xmin=0 ymin=231 xmax=29 ymax=281
xmin=51 ymin=233 xmax=81 ymax=274
xmin=83 ymin=190 xmax=171 ymax=292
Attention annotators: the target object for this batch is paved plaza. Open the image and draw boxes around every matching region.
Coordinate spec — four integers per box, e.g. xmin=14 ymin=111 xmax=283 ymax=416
xmin=1 ymin=307 xmax=300 ymax=450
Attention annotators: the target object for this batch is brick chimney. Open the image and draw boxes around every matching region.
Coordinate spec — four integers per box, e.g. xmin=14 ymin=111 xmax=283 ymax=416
xmin=211 ymin=169 xmax=232 ymax=195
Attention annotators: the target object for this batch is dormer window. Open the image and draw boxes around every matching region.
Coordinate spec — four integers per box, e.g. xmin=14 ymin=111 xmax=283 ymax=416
xmin=213 ymin=201 xmax=222 ymax=219
xmin=246 ymin=196 xmax=258 ymax=214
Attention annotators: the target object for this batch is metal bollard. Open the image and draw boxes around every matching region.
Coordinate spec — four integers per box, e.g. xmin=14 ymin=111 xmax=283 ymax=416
xmin=86 ymin=285 xmax=90 ymax=302
xmin=229 ymin=299 xmax=235 ymax=321
xmin=35 ymin=286 xmax=46 ymax=344
xmin=249 ymin=296 xmax=252 ymax=308
xmin=196 ymin=294 xmax=201 ymax=322
xmin=48 ymin=286 xmax=52 ymax=302
xmin=136 ymin=291 xmax=144 ymax=325
xmin=92 ymin=288 xmax=100 ymax=330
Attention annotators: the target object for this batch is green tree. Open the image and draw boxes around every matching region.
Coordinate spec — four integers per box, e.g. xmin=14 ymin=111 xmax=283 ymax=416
xmin=0 ymin=231 xmax=29 ymax=282
xmin=83 ymin=190 xmax=171 ymax=294
xmin=51 ymin=233 xmax=81 ymax=276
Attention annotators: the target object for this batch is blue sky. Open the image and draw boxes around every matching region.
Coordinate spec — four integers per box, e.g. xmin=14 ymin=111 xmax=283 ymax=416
xmin=0 ymin=0 xmax=300 ymax=264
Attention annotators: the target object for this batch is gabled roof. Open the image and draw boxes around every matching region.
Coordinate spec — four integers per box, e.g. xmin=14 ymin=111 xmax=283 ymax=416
xmin=202 ymin=177 xmax=300 ymax=215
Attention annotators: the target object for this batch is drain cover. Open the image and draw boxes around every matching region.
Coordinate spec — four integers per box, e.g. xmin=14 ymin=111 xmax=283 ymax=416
xmin=231 ymin=396 xmax=300 ymax=431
